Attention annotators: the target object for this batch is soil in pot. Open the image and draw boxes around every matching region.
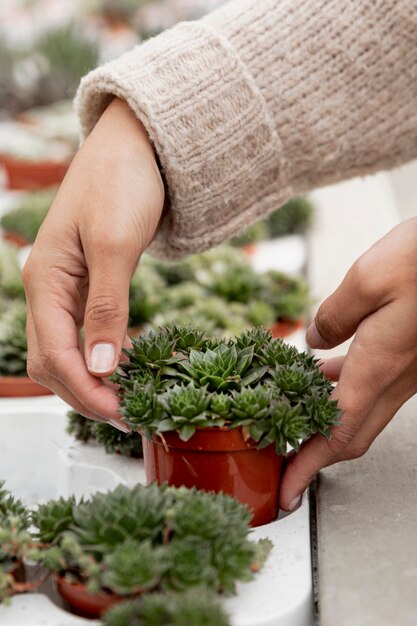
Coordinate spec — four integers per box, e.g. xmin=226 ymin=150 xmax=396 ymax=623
xmin=142 ymin=427 xmax=283 ymax=527
xmin=0 ymin=376 xmax=53 ymax=397
xmin=55 ymin=574 xmax=122 ymax=619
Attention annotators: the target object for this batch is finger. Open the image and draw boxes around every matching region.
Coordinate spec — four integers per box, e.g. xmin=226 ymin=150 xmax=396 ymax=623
xmin=306 ymin=256 xmax=387 ymax=350
xmin=27 ymin=284 xmax=127 ymax=426
xmin=26 ymin=307 xmax=108 ymax=424
xmin=334 ymin=365 xmax=417 ymax=464
xmin=319 ymin=356 xmax=346 ymax=382
xmin=280 ymin=308 xmax=407 ymax=510
xmin=83 ymin=241 xmax=135 ymax=378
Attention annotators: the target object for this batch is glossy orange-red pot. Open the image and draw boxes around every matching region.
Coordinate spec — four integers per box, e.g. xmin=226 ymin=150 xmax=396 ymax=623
xmin=143 ymin=427 xmax=283 ymax=527
xmin=0 ymin=376 xmax=53 ymax=397
xmin=1 ymin=155 xmax=69 ymax=190
xmin=269 ymin=319 xmax=304 ymax=338
xmin=55 ymin=575 xmax=122 ymax=618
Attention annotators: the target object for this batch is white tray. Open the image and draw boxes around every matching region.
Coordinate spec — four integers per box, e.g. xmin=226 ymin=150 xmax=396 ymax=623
xmin=0 ymin=396 xmax=314 ymax=626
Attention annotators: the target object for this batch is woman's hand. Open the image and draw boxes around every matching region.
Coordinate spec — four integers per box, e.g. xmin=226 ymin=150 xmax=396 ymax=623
xmin=23 ymin=98 xmax=165 ymax=429
xmin=280 ymin=218 xmax=417 ymax=511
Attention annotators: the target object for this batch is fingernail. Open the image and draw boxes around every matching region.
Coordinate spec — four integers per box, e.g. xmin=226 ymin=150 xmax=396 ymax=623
xmin=89 ymin=343 xmax=116 ymax=374
xmin=306 ymin=323 xmax=325 ymax=349
xmin=110 ymin=419 xmax=130 ymax=433
xmin=288 ymin=495 xmax=301 ymax=511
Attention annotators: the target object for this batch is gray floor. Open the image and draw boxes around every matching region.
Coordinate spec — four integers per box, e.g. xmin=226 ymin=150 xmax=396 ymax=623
xmin=309 ymin=166 xmax=417 ymax=625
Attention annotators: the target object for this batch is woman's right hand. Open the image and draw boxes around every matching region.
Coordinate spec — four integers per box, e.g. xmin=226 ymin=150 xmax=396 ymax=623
xmin=23 ymin=97 xmax=165 ymax=429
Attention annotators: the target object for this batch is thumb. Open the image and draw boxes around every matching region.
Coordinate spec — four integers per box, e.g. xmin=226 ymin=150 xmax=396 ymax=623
xmin=307 ymin=260 xmax=383 ymax=350
xmin=84 ymin=252 xmax=134 ymax=377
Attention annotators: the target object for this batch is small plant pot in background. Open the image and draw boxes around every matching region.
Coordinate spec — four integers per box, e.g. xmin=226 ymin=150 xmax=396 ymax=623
xmin=0 ymin=376 xmax=53 ymax=397
xmin=142 ymin=427 xmax=283 ymax=527
xmin=55 ymin=574 xmax=122 ymax=619
xmin=269 ymin=319 xmax=304 ymax=339
xmin=2 ymin=230 xmax=29 ymax=249
xmin=0 ymin=155 xmax=69 ymax=191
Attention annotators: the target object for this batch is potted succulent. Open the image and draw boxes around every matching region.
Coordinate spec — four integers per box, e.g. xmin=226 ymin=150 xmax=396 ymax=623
xmin=266 ymin=196 xmax=314 ymax=239
xmin=113 ymin=326 xmax=341 ymax=526
xmin=67 ymin=410 xmax=143 ymax=458
xmin=262 ymin=271 xmax=310 ymax=337
xmin=27 ymin=483 xmax=270 ymax=618
xmin=128 ymin=261 xmax=166 ymax=336
xmin=0 ymin=482 xmax=35 ymax=602
xmin=0 ymin=301 xmax=52 ymax=397
xmin=0 ymin=190 xmax=54 ymax=247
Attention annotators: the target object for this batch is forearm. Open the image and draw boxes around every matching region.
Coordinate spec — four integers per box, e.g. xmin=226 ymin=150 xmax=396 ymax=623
xmin=75 ymin=0 xmax=417 ymax=257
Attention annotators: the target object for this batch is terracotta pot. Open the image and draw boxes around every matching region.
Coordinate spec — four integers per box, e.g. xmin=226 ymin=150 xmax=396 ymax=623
xmin=143 ymin=427 xmax=283 ymax=527
xmin=269 ymin=319 xmax=304 ymax=338
xmin=0 ymin=376 xmax=53 ymax=397
xmin=55 ymin=574 xmax=122 ymax=618
xmin=0 ymin=155 xmax=69 ymax=191
xmin=2 ymin=230 xmax=30 ymax=248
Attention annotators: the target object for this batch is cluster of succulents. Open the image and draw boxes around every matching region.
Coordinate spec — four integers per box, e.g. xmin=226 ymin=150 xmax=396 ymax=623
xmin=230 ymin=196 xmax=314 ymax=247
xmin=0 ymin=481 xmax=271 ymax=624
xmin=129 ymin=246 xmax=309 ymax=336
xmin=0 ymin=24 xmax=99 ymax=113
xmin=0 ymin=246 xmax=30 ymax=379
xmin=103 ymin=588 xmax=230 ymax=626
xmin=0 ymin=301 xmax=28 ymax=378
xmin=114 ymin=325 xmax=341 ymax=452
xmin=0 ymin=482 xmax=31 ymax=603
xmin=0 ymin=190 xmax=54 ymax=244
xmin=67 ymin=410 xmax=143 ymax=458
xmin=0 ymin=245 xmax=25 ymax=301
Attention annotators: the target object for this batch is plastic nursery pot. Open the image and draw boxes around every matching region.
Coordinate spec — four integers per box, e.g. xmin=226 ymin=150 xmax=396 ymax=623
xmin=142 ymin=427 xmax=284 ymax=527
xmin=55 ymin=574 xmax=122 ymax=619
xmin=0 ymin=155 xmax=69 ymax=191
xmin=269 ymin=318 xmax=304 ymax=338
xmin=2 ymin=230 xmax=30 ymax=248
xmin=0 ymin=376 xmax=53 ymax=397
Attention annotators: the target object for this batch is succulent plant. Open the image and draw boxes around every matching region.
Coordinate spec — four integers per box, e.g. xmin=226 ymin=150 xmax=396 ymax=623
xmin=66 ymin=409 xmax=143 ymax=457
xmin=0 ymin=481 xmax=29 ymax=531
xmin=0 ymin=245 xmax=25 ymax=300
xmin=0 ymin=301 xmax=28 ymax=377
xmin=66 ymin=410 xmax=96 ymax=443
xmin=104 ymin=589 xmax=230 ymax=626
xmin=34 ymin=484 xmax=269 ymax=595
xmin=230 ymin=220 xmax=269 ymax=248
xmin=262 ymin=271 xmax=309 ymax=322
xmin=94 ymin=422 xmax=143 ymax=458
xmin=267 ymin=196 xmax=314 ymax=238
xmin=32 ymin=24 xmax=99 ymax=105
xmin=129 ymin=263 xmax=166 ymax=328
xmin=115 ymin=326 xmax=341 ymax=454
xmin=102 ymin=539 xmax=166 ymax=595
xmin=0 ymin=190 xmax=54 ymax=244
xmin=31 ymin=496 xmax=76 ymax=543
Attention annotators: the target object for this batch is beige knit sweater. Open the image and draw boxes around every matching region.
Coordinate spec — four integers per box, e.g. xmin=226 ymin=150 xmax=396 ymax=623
xmin=75 ymin=0 xmax=417 ymax=259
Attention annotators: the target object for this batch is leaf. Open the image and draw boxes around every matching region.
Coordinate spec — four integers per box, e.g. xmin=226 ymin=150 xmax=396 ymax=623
xmin=241 ymin=365 xmax=269 ymax=386
xmin=179 ymin=424 xmax=197 ymax=441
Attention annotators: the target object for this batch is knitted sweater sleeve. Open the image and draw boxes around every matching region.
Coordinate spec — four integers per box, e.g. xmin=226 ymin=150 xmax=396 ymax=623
xmin=75 ymin=0 xmax=417 ymax=259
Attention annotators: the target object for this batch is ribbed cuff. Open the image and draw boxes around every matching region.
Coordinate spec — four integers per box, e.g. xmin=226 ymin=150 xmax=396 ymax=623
xmin=75 ymin=21 xmax=289 ymax=259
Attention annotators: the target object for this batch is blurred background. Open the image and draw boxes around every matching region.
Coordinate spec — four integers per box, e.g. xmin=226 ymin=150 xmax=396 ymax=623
xmin=0 ymin=0 xmax=416 ymax=395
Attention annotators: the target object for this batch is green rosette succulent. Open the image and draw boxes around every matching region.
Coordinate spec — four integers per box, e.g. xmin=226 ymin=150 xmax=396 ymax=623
xmin=114 ymin=326 xmax=342 ymax=454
